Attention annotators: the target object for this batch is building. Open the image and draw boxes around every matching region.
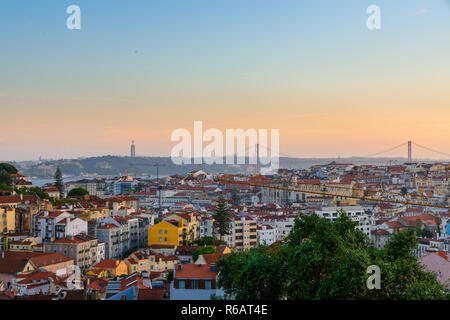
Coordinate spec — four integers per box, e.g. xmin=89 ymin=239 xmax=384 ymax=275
xmin=91 ymin=216 xmax=139 ymax=259
xmin=43 ymin=234 xmax=105 ymax=270
xmin=0 ymin=251 xmax=75 ymax=290
xmin=0 ymin=206 xmax=15 ymax=234
xmin=315 ymin=206 xmax=373 ymax=236
xmin=419 ymin=251 xmax=450 ymax=288
xmin=170 ymin=263 xmax=224 ymax=300
xmin=222 ymin=215 xmax=257 ymax=251
xmin=91 ymin=259 xmax=128 ymax=277
xmin=148 ymin=220 xmax=188 ymax=247
xmin=33 ymin=211 xmax=87 ymax=242
xmin=257 ymin=224 xmax=276 ymax=246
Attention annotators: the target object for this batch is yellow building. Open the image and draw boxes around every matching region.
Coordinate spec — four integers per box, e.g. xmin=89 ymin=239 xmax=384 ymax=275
xmin=91 ymin=259 xmax=128 ymax=278
xmin=124 ymin=250 xmax=150 ymax=274
xmin=164 ymin=212 xmax=198 ymax=242
xmin=75 ymin=208 xmax=110 ymax=221
xmin=149 ymin=253 xmax=179 ymax=272
xmin=0 ymin=206 xmax=15 ymax=234
xmin=148 ymin=220 xmax=188 ymax=247
xmin=8 ymin=239 xmax=37 ymax=252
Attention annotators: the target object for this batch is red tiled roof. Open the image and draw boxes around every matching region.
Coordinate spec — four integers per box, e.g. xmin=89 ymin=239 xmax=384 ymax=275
xmin=175 ymin=264 xmax=218 ymax=279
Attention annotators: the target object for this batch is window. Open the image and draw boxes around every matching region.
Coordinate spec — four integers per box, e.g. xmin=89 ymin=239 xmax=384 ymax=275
xmin=190 ymin=279 xmax=200 ymax=289
xmin=159 ymin=230 xmax=162 ymax=234
xmin=164 ymin=230 xmax=167 ymax=234
xmin=159 ymin=237 xmax=162 ymax=242
xmin=178 ymin=279 xmax=186 ymax=289
xmin=204 ymin=280 xmax=213 ymax=289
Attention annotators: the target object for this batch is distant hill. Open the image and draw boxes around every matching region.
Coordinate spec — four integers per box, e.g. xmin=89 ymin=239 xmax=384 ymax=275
xmin=10 ymin=155 xmax=438 ymax=179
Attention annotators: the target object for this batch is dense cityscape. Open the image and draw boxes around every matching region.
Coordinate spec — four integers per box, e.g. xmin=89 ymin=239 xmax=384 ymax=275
xmin=1 ymin=0 xmax=450 ymax=311
xmin=0 ymin=149 xmax=449 ymax=300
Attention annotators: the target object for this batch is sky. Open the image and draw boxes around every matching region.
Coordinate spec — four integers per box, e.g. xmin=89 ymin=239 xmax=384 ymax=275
xmin=0 ymin=0 xmax=449 ymax=161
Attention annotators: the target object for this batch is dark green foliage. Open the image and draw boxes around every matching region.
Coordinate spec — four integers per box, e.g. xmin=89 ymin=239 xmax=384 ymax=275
xmin=0 ymin=170 xmax=13 ymax=187
xmin=67 ymin=188 xmax=89 ymax=197
xmin=16 ymin=186 xmax=50 ymax=200
xmin=213 ymin=197 xmax=231 ymax=241
xmin=217 ymin=245 xmax=286 ymax=300
xmin=0 ymin=163 xmax=18 ymax=175
xmin=217 ymin=211 xmax=449 ymax=300
xmin=192 ymin=246 xmax=219 ymax=263
xmin=54 ymin=166 xmax=64 ymax=196
xmin=193 ymin=236 xmax=225 ymax=246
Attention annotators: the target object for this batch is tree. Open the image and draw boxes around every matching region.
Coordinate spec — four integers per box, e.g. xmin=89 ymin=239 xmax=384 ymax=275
xmin=16 ymin=186 xmax=49 ymax=200
xmin=217 ymin=245 xmax=286 ymax=300
xmin=435 ymin=216 xmax=442 ymax=237
xmin=67 ymin=188 xmax=89 ymax=197
xmin=400 ymin=186 xmax=408 ymax=196
xmin=54 ymin=166 xmax=64 ymax=197
xmin=0 ymin=163 xmax=18 ymax=175
xmin=192 ymin=246 xmax=219 ymax=263
xmin=216 ymin=212 xmax=449 ymax=300
xmin=166 ymin=270 xmax=174 ymax=283
xmin=213 ymin=196 xmax=231 ymax=242
xmin=193 ymin=236 xmax=225 ymax=246
xmin=0 ymin=170 xmax=12 ymax=187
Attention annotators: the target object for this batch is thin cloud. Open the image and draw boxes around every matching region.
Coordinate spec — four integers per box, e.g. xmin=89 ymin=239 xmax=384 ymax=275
xmin=414 ymin=8 xmax=430 ymax=16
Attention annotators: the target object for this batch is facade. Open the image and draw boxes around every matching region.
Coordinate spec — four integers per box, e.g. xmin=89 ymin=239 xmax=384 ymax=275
xmin=0 ymin=206 xmax=15 ymax=234
xmin=43 ymin=234 xmax=105 ymax=270
xmin=91 ymin=216 xmax=139 ymax=259
xmin=257 ymin=225 xmax=276 ymax=246
xmin=148 ymin=220 xmax=188 ymax=247
xmin=33 ymin=211 xmax=87 ymax=242
xmin=91 ymin=259 xmax=128 ymax=277
xmin=315 ymin=206 xmax=373 ymax=236
xmin=170 ymin=263 xmax=224 ymax=300
xmin=223 ymin=215 xmax=257 ymax=251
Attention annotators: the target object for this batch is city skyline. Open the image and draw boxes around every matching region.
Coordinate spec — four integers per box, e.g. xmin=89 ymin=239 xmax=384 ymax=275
xmin=1 ymin=0 xmax=450 ymax=161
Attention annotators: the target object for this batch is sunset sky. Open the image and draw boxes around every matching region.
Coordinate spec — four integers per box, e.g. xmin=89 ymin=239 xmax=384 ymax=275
xmin=1 ymin=0 xmax=449 ymax=161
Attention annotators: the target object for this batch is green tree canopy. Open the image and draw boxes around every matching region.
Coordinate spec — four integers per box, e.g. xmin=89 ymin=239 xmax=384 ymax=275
xmin=54 ymin=166 xmax=64 ymax=196
xmin=67 ymin=188 xmax=89 ymax=197
xmin=16 ymin=186 xmax=49 ymax=200
xmin=0 ymin=170 xmax=13 ymax=187
xmin=192 ymin=246 xmax=219 ymax=263
xmin=0 ymin=163 xmax=18 ymax=175
xmin=216 ymin=212 xmax=449 ymax=300
xmin=213 ymin=196 xmax=231 ymax=241
xmin=193 ymin=236 xmax=225 ymax=246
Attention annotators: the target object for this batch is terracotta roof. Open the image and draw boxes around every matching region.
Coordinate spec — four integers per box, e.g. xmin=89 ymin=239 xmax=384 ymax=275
xmin=175 ymin=263 xmax=218 ymax=279
xmin=200 ymin=253 xmax=225 ymax=265
xmin=93 ymin=259 xmax=123 ymax=269
xmin=137 ymin=287 xmax=166 ymax=300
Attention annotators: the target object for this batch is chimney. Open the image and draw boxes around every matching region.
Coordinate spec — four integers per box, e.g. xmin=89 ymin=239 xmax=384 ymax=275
xmin=20 ymin=194 xmax=23 ymax=201
xmin=66 ymin=217 xmax=70 ymax=224
xmin=1 ymin=251 xmax=4 ymax=259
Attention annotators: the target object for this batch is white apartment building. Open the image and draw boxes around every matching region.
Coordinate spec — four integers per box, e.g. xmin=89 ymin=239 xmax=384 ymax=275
xmin=315 ymin=206 xmax=373 ymax=236
xmin=257 ymin=224 xmax=276 ymax=246
xmin=258 ymin=215 xmax=296 ymax=241
xmin=33 ymin=211 xmax=87 ymax=242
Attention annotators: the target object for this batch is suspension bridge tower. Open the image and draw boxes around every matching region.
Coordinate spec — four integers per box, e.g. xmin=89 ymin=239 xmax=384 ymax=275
xmin=408 ymin=141 xmax=412 ymax=162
